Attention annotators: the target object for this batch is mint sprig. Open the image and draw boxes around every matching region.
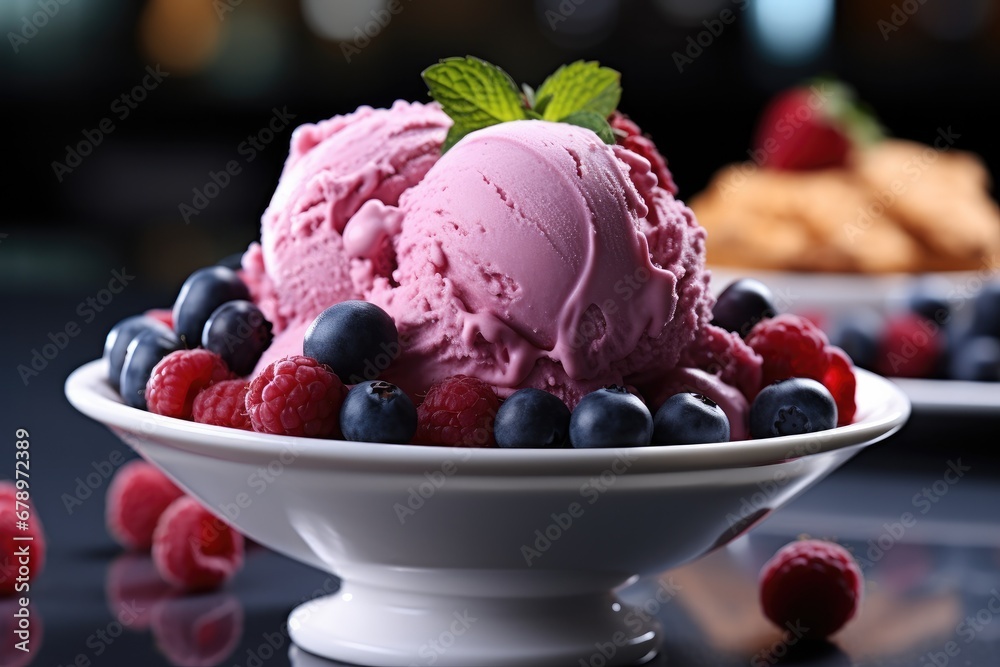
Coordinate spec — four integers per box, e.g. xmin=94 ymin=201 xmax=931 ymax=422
xmin=422 ymin=57 xmax=622 ymax=153
xmin=535 ymin=61 xmax=621 ymax=121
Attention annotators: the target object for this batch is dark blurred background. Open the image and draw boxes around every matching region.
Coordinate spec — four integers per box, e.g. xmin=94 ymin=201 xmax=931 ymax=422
xmin=3 ymin=0 xmax=999 ymax=297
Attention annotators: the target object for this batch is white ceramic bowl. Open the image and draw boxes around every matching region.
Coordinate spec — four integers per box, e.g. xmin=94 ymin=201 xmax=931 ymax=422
xmin=66 ymin=359 xmax=909 ymax=667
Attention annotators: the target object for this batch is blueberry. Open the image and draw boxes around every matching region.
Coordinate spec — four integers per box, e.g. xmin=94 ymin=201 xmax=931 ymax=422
xmin=339 ymin=381 xmax=417 ymax=444
xmin=201 ymin=300 xmax=273 ymax=376
xmin=750 ymin=378 xmax=837 ymax=439
xmin=712 ymin=278 xmax=777 ymax=338
xmin=172 ymin=267 xmax=250 ymax=348
xmin=103 ymin=315 xmax=173 ymax=391
xmin=494 ymin=388 xmax=571 ymax=449
xmin=948 ymin=335 xmax=1000 ymax=382
xmin=907 ymin=277 xmax=951 ymax=326
xmin=569 ymin=386 xmax=652 ymax=449
xmin=827 ymin=309 xmax=882 ymax=371
xmin=304 ymin=301 xmax=399 ymax=383
xmin=971 ymin=280 xmax=1000 ymax=339
xmin=119 ymin=328 xmax=181 ymax=409
xmin=652 ymin=393 xmax=730 ymax=445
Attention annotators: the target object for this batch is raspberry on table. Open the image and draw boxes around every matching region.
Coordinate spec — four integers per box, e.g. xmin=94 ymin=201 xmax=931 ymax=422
xmin=145 ymin=349 xmax=233 ymax=419
xmin=151 ymin=592 xmax=244 ymax=667
xmin=747 ymin=314 xmax=857 ymax=426
xmin=152 ymin=496 xmax=244 ymax=592
xmin=245 ymin=355 xmax=347 ymax=438
xmin=104 ymin=553 xmax=174 ymax=629
xmin=106 ymin=459 xmax=185 ymax=551
xmin=759 ymin=539 xmax=863 ymax=638
xmin=0 ymin=482 xmax=45 ymax=596
xmin=415 ymin=375 xmax=500 ymax=447
xmin=193 ymin=379 xmax=252 ymax=430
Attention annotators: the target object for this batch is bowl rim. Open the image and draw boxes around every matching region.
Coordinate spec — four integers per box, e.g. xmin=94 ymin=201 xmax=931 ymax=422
xmin=65 ymin=359 xmax=910 ymax=477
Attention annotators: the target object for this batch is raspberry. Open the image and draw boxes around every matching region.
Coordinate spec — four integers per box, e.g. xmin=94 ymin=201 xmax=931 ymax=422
xmin=245 ymin=356 xmax=346 ymax=437
xmin=823 ymin=347 xmax=858 ymax=425
xmin=746 ymin=314 xmax=857 ymax=425
xmin=193 ymin=380 xmax=251 ymax=430
xmin=415 ymin=375 xmax=500 ymax=447
xmin=747 ymin=314 xmax=829 ymax=388
xmin=875 ymin=313 xmax=943 ymax=379
xmin=610 ymin=111 xmax=679 ymax=195
xmin=145 ymin=349 xmax=233 ymax=419
xmin=759 ymin=539 xmax=863 ymax=638
xmin=0 ymin=482 xmax=45 ymax=596
xmin=152 ymin=496 xmax=244 ymax=592
xmin=151 ymin=592 xmax=244 ymax=667
xmin=106 ymin=460 xmax=185 ymax=551
xmin=681 ymin=324 xmax=763 ymax=400
xmin=105 ymin=553 xmax=174 ymax=629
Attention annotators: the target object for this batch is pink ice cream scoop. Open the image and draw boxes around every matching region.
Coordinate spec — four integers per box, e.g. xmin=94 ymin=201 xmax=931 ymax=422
xmin=242 ymin=100 xmax=450 ymax=334
xmin=350 ymin=120 xmax=717 ymax=407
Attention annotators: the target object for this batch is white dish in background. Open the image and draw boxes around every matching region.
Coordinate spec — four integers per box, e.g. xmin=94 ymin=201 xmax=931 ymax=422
xmin=709 ymin=266 xmax=1000 ymax=415
xmin=707 ymin=266 xmax=984 ymax=319
xmin=66 ymin=360 xmax=909 ymax=667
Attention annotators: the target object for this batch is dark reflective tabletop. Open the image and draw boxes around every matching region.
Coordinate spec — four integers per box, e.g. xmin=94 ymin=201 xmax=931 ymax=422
xmin=6 ymin=292 xmax=1000 ymax=667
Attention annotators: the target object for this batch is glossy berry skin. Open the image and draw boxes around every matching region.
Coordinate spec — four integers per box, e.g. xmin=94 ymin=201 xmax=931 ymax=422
xmin=569 ymin=386 xmax=652 ymax=449
xmin=949 ymin=335 xmax=1000 ymax=382
xmin=750 ymin=378 xmax=837 ymax=439
xmin=711 ymin=278 xmax=777 ymax=338
xmin=172 ymin=266 xmax=250 ymax=348
xmin=304 ymin=301 xmax=399 ymax=384
xmin=340 ymin=381 xmax=417 ymax=444
xmin=494 ymin=388 xmax=571 ymax=449
xmin=104 ymin=315 xmax=173 ymax=392
xmin=759 ymin=539 xmax=863 ymax=638
xmin=201 ymin=300 xmax=273 ymax=377
xmin=120 ymin=328 xmax=182 ymax=409
xmin=653 ymin=393 xmax=730 ymax=445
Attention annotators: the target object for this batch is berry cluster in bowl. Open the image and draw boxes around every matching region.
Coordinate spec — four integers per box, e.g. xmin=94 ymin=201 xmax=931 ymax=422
xmin=104 ymin=265 xmax=860 ymax=448
xmin=824 ymin=277 xmax=1000 ymax=382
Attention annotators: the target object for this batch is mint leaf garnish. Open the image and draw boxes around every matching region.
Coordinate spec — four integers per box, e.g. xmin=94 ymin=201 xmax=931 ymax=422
xmin=422 ymin=57 xmax=528 ymax=150
xmin=535 ymin=61 xmax=621 ymax=121
xmin=561 ymin=111 xmax=615 ymax=145
xmin=423 ymin=57 xmax=623 ymax=151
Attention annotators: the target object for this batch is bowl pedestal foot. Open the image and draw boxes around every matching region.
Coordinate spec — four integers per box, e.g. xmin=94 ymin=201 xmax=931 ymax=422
xmin=288 ymin=582 xmax=660 ymax=667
